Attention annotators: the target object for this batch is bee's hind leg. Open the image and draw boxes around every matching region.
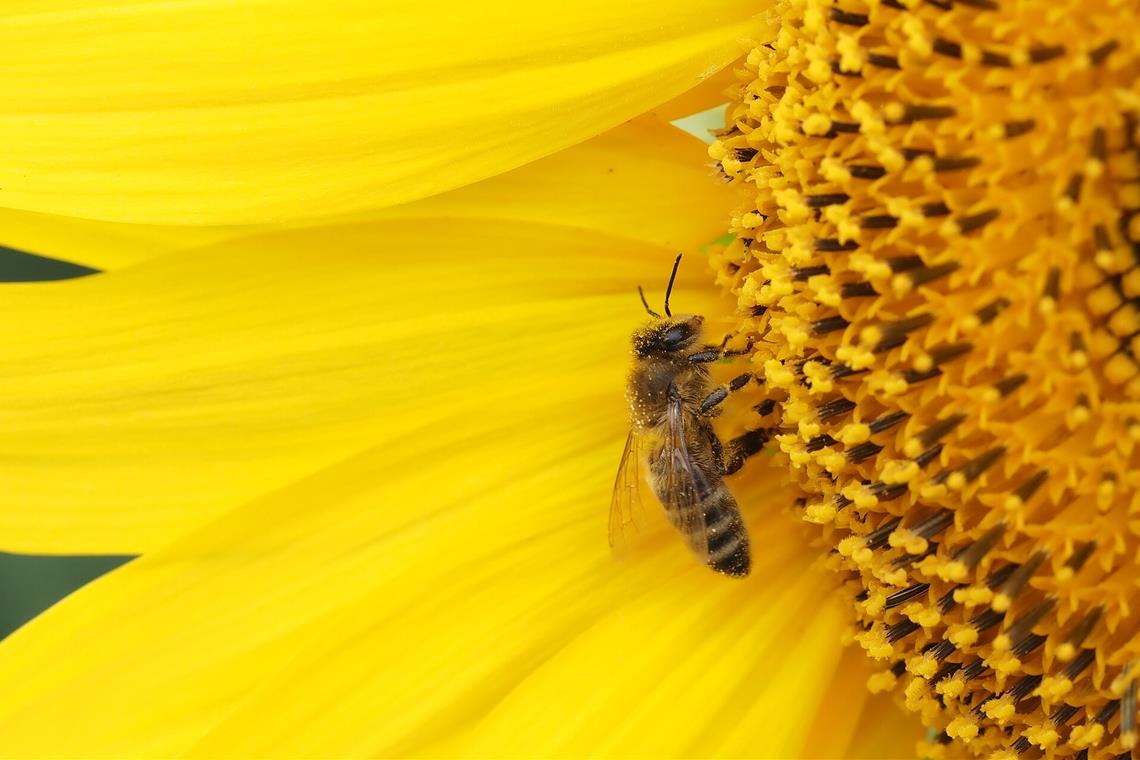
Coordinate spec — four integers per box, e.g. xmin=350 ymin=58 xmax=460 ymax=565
xmin=722 ymin=427 xmax=775 ymax=475
xmin=699 ymin=372 xmax=754 ymax=415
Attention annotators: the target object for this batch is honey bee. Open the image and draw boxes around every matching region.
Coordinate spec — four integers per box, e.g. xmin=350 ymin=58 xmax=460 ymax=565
xmin=610 ymin=254 xmax=772 ymax=577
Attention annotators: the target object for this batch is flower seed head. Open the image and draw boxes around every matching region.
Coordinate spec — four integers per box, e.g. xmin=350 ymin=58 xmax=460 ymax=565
xmin=713 ymin=0 xmax=1140 ymax=754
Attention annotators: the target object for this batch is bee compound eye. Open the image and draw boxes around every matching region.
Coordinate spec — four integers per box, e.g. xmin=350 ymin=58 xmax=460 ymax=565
xmin=661 ymin=326 xmax=689 ymax=349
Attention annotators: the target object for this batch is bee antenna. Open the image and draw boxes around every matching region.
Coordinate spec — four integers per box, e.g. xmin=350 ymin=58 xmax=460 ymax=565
xmin=663 ymin=253 xmax=682 ymax=317
xmin=638 ymin=286 xmax=661 ymax=318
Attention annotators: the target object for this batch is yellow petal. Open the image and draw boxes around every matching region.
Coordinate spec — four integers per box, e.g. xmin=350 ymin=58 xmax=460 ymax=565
xmin=0 ymin=404 xmax=848 ymax=759
xmin=421 ymin=526 xmax=855 ymax=758
xmin=0 ymin=217 xmax=726 ymax=556
xmin=801 ymin=647 xmax=925 ymax=759
xmin=0 ymin=250 xmax=732 ymax=757
xmin=0 ymin=109 xmax=730 ymax=554
xmin=651 ymin=63 xmax=740 ymax=122
xmin=380 ymin=116 xmax=733 ymax=252
xmin=0 ymin=213 xmax=862 ymax=757
xmin=844 ymin=695 xmax=928 ymax=759
xmin=0 ymin=206 xmax=258 ymax=271
xmin=3 ymin=115 xmax=722 ymax=272
xmin=0 ymin=0 xmax=767 ymax=225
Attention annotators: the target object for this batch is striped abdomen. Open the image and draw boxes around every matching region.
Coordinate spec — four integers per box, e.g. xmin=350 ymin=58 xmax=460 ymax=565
xmin=692 ymin=486 xmax=751 ymax=576
xmin=647 ymin=441 xmax=751 ymax=577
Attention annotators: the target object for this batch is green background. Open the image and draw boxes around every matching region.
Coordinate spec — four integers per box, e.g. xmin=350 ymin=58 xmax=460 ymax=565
xmin=0 ymin=245 xmax=132 ymax=640
xmin=0 ymin=553 xmax=130 ymax=639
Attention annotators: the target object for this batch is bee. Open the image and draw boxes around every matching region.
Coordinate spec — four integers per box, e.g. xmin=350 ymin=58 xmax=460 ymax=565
xmin=610 ymin=254 xmax=772 ymax=577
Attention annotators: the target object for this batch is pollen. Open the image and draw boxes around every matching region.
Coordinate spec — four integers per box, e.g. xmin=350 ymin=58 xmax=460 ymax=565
xmin=710 ymin=0 xmax=1140 ymax=755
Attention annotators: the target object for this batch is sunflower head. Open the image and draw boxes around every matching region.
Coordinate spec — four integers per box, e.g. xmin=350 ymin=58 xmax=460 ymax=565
xmin=710 ymin=0 xmax=1140 ymax=754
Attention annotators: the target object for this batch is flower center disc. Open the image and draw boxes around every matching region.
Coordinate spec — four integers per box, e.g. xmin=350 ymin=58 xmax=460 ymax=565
xmin=712 ymin=0 xmax=1140 ymax=754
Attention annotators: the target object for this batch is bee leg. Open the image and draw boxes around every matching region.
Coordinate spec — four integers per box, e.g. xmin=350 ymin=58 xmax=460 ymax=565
xmin=722 ymin=427 xmax=774 ymax=475
xmin=720 ymin=335 xmax=755 ymax=358
xmin=754 ymin=398 xmax=777 ymax=417
xmin=687 ymin=335 xmax=754 ymax=364
xmin=707 ymin=424 xmax=724 ymax=467
xmin=687 ymin=336 xmax=729 ymax=364
xmin=699 ymin=373 xmax=753 ymax=415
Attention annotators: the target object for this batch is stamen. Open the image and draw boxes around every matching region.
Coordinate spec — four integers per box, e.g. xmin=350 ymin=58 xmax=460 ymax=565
xmin=909 ymin=413 xmax=966 ymax=453
xmin=811 ymin=315 xmax=850 ymax=334
xmin=867 ymin=411 xmax=909 ymax=433
xmin=710 ymin=0 xmax=1140 ymax=752
xmin=1088 ymin=39 xmax=1119 ymax=65
xmin=848 ymin=164 xmax=887 ymax=180
xmin=884 ymin=583 xmax=930 ymax=610
xmin=829 ymin=8 xmax=868 ymax=26
xmin=991 ymin=550 xmax=1047 ymax=612
xmin=902 ymin=259 xmax=957 ymax=287
xmin=1004 ymin=119 xmax=1036 ymax=138
xmin=993 ymin=597 xmax=1056 ymax=651
xmin=866 ymin=53 xmax=901 ymax=70
xmin=872 ymin=314 xmax=936 ymax=353
xmin=840 ymin=281 xmax=877 ymax=298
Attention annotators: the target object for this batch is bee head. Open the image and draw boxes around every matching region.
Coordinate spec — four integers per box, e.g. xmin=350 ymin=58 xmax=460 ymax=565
xmin=631 ymin=315 xmax=704 ymax=358
xmin=633 ymin=253 xmax=704 ymax=357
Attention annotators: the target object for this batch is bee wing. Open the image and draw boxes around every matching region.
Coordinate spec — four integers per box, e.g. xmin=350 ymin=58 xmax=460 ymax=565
xmin=609 ymin=430 xmax=651 ymax=555
xmin=661 ymin=395 xmax=711 ymax=563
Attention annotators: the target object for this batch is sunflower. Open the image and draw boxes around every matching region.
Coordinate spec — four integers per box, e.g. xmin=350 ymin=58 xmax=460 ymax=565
xmin=0 ymin=0 xmax=1133 ymax=758
xmin=707 ymin=1 xmax=1140 ymax=755
xmin=0 ymin=120 xmax=914 ymax=757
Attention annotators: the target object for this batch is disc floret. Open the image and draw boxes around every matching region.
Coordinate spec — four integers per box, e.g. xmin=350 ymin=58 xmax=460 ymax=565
xmin=712 ymin=0 xmax=1140 ymax=754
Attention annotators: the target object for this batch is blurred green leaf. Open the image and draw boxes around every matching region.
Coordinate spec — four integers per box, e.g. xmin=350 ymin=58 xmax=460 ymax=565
xmin=0 ymin=553 xmax=131 ymax=639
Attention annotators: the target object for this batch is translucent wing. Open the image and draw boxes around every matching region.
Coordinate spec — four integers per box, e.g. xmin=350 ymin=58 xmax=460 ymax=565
xmin=659 ymin=395 xmax=711 ymax=563
xmin=609 ymin=430 xmax=650 ymax=555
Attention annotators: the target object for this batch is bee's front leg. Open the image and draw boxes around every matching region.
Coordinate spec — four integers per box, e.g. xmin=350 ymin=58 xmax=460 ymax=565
xmin=720 ymin=335 xmax=755 ymax=358
xmin=687 ymin=335 xmax=754 ymax=364
xmin=698 ymin=373 xmax=754 ymax=415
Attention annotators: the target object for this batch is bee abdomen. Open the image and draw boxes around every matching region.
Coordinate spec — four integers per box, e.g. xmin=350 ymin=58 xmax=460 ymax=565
xmin=703 ymin=488 xmax=751 ymax=577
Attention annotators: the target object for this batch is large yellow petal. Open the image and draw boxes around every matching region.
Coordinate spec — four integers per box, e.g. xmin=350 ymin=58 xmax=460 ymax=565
xmin=801 ymin=647 xmax=924 ymax=759
xmin=844 ymin=696 xmax=929 ymax=759
xmin=0 ymin=394 xmax=858 ymax=759
xmin=0 ymin=0 xmax=768 ymax=225
xmin=0 ymin=206 xmax=259 ymax=272
xmin=0 ymin=221 xmax=712 ymax=555
xmin=412 ymin=514 xmax=852 ymax=758
xmin=377 ymin=116 xmax=734 ymax=252
xmin=0 ymin=114 xmax=727 ymax=554
xmin=189 ymin=479 xmax=851 ymax=758
xmin=0 ymin=232 xmax=723 ymax=755
xmin=0 ymin=116 xmax=723 ymax=272
xmin=651 ymin=63 xmax=739 ymax=122
xmin=0 ymin=199 xmax=915 ymax=759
